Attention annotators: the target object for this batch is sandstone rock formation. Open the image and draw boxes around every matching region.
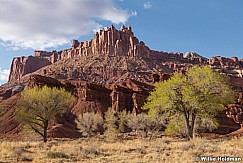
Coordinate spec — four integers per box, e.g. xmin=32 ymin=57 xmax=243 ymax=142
xmin=9 ymin=56 xmax=52 ymax=82
xmin=1 ymin=25 xmax=243 ymax=138
xmin=184 ymin=52 xmax=207 ymax=63
xmin=8 ymin=25 xmax=204 ymax=83
xmin=0 ymin=74 xmax=153 ymax=138
xmin=8 ymin=25 xmax=243 ymax=84
xmin=226 ymin=93 xmax=243 ymax=127
xmin=208 ymin=56 xmax=242 ymax=67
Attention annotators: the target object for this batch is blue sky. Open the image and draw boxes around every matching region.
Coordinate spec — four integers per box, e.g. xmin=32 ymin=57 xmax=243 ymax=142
xmin=0 ymin=0 xmax=243 ymax=84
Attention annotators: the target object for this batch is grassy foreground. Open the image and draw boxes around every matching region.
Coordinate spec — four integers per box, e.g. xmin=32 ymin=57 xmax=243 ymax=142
xmin=0 ymin=136 xmax=243 ymax=163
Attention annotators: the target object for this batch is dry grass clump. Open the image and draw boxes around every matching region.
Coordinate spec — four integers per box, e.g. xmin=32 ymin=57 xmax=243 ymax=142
xmin=0 ymin=141 xmax=39 ymax=162
xmin=0 ymin=136 xmax=243 ymax=163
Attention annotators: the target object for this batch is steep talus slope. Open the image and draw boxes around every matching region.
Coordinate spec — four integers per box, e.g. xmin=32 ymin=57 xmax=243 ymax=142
xmin=26 ymin=55 xmax=173 ymax=84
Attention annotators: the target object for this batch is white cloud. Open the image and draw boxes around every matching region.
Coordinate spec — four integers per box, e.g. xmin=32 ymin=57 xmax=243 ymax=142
xmin=0 ymin=68 xmax=10 ymax=82
xmin=131 ymin=11 xmax=138 ymax=17
xmin=144 ymin=2 xmax=152 ymax=9
xmin=0 ymin=0 xmax=136 ymax=50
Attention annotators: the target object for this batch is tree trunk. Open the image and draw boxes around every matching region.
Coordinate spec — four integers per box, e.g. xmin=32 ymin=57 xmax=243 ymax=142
xmin=43 ymin=130 xmax=47 ymax=143
xmin=43 ymin=120 xmax=48 ymax=143
xmin=187 ymin=126 xmax=193 ymax=140
xmin=183 ymin=110 xmax=193 ymax=140
xmin=190 ymin=113 xmax=196 ymax=139
xmin=186 ymin=113 xmax=196 ymax=140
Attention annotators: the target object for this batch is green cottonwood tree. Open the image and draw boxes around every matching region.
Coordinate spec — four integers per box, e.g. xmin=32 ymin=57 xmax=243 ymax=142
xmin=17 ymin=85 xmax=74 ymax=142
xmin=144 ymin=66 xmax=235 ymax=140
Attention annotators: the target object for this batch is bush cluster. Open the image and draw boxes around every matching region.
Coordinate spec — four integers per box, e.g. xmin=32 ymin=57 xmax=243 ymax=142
xmin=75 ymin=108 xmax=166 ymax=140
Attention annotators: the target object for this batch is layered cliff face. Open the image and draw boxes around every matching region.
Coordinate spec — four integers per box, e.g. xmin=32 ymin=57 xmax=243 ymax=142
xmin=37 ymin=25 xmax=151 ymax=59
xmin=9 ymin=56 xmax=52 ymax=82
xmin=208 ymin=56 xmax=243 ymax=78
xmin=0 ymin=74 xmax=154 ymax=138
xmin=8 ymin=25 xmax=243 ymax=83
xmin=208 ymin=56 xmax=242 ymax=67
xmin=8 ymin=25 xmax=197 ymax=83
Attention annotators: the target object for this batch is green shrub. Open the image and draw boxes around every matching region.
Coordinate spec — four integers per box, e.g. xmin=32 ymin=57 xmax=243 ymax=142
xmin=127 ymin=113 xmax=150 ymax=137
xmin=117 ymin=110 xmax=131 ymax=133
xmin=104 ymin=108 xmax=119 ymax=141
xmin=128 ymin=113 xmax=165 ymax=138
xmin=76 ymin=112 xmax=104 ymax=137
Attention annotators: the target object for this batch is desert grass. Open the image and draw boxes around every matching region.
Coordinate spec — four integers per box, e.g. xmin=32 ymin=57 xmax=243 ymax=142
xmin=0 ymin=136 xmax=243 ymax=163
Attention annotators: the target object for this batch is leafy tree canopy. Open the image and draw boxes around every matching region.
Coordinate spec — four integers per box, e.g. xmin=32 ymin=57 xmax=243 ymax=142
xmin=144 ymin=66 xmax=235 ymax=139
xmin=17 ymin=85 xmax=74 ymax=142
